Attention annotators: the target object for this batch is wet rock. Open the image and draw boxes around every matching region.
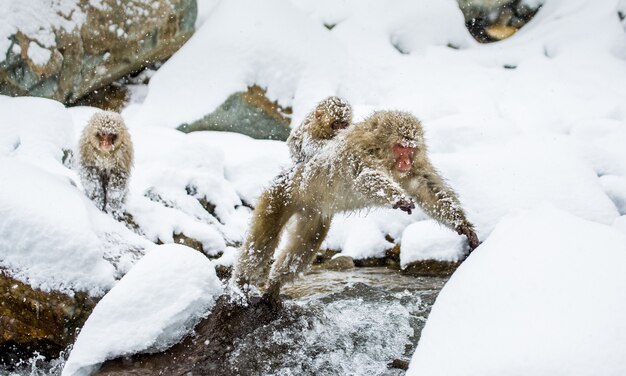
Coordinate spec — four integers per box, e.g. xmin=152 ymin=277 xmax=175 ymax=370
xmin=401 ymin=259 xmax=461 ymax=277
xmin=485 ymin=25 xmax=518 ymax=40
xmin=321 ymin=255 xmax=355 ymax=271
xmin=214 ymin=264 xmax=232 ymax=281
xmin=0 ymin=0 xmax=197 ymax=104
xmin=0 ymin=272 xmax=97 ymax=364
xmin=96 ymin=295 xmax=302 ymax=376
xmin=457 ymin=0 xmax=540 ymax=42
xmin=172 ymin=233 xmax=204 ymax=252
xmin=72 ymin=83 xmax=129 ymax=112
xmin=95 ymin=269 xmax=443 ymax=376
xmin=385 ymin=244 xmax=401 ymax=263
xmin=314 ymin=249 xmax=340 ymax=264
xmin=353 ymin=257 xmax=388 ymax=267
xmin=388 ymin=358 xmax=410 ymax=371
xmin=177 ymin=85 xmax=293 ymax=141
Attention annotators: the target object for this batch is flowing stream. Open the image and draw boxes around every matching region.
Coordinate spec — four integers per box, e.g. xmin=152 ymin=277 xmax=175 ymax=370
xmin=3 ymin=267 xmax=447 ymax=376
xmin=231 ymin=267 xmax=446 ymax=376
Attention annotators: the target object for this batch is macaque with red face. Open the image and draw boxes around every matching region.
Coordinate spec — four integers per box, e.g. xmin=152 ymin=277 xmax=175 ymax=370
xmin=232 ymin=111 xmax=479 ymax=302
xmin=78 ymin=111 xmax=134 ymax=219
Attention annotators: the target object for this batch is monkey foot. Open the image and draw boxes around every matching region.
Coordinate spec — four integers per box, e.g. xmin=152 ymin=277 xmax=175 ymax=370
xmin=258 ymin=291 xmax=283 ymax=312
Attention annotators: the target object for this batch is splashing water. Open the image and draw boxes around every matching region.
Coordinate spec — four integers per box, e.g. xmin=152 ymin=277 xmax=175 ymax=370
xmin=2 ymin=268 xmax=446 ymax=376
xmin=228 ymin=268 xmax=445 ymax=376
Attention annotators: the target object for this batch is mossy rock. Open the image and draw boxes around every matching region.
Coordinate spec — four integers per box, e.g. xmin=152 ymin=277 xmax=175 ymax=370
xmin=0 ymin=0 xmax=197 ymax=104
xmin=321 ymin=255 xmax=355 ymax=271
xmin=178 ymin=85 xmax=292 ymax=141
xmin=401 ymin=259 xmax=461 ymax=277
xmin=0 ymin=272 xmax=97 ymax=363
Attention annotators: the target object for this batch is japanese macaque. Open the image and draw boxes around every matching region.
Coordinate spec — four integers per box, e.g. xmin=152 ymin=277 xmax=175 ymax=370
xmin=78 ymin=111 xmax=133 ymax=219
xmin=287 ymin=96 xmax=352 ymax=163
xmin=233 ymin=111 xmax=479 ymax=301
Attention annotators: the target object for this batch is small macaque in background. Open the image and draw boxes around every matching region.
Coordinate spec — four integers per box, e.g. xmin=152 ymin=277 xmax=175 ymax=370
xmin=233 ymin=111 xmax=479 ymax=303
xmin=287 ymin=96 xmax=352 ymax=163
xmin=78 ymin=111 xmax=134 ymax=219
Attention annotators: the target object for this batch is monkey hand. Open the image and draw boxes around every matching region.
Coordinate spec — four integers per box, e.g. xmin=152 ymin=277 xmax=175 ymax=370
xmin=457 ymin=224 xmax=480 ymax=251
xmin=392 ymin=197 xmax=415 ymax=215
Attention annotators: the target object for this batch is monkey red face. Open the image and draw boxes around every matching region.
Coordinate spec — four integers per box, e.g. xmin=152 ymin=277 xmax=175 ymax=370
xmin=393 ymin=144 xmax=414 ymax=172
xmin=97 ymin=133 xmax=117 ymax=152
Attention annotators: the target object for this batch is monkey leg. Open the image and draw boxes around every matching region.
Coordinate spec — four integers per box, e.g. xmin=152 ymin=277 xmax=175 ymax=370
xmin=265 ymin=212 xmax=330 ymax=299
xmin=232 ymin=188 xmax=293 ymax=291
xmin=106 ymin=170 xmax=129 ymax=219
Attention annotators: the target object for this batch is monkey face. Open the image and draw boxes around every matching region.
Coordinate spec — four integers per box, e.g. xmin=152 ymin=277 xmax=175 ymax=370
xmin=392 ymin=143 xmax=415 ymax=172
xmin=331 ymin=120 xmax=349 ymax=131
xmin=97 ymin=132 xmax=117 ymax=152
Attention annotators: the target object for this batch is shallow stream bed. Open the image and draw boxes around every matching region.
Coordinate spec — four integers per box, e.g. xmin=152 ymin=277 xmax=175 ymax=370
xmin=3 ymin=267 xmax=447 ymax=376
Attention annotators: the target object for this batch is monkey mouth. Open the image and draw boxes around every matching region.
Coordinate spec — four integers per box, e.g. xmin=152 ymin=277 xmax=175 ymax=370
xmin=100 ymin=142 xmax=114 ymax=152
xmin=396 ymin=158 xmax=412 ymax=172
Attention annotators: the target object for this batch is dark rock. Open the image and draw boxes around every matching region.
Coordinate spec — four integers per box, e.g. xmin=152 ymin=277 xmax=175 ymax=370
xmin=321 ymin=255 xmax=355 ymax=271
xmin=172 ymin=233 xmax=204 ymax=252
xmin=385 ymin=243 xmax=401 ymax=263
xmin=457 ymin=0 xmax=541 ymax=42
xmin=0 ymin=0 xmax=197 ymax=104
xmin=214 ymin=264 xmax=232 ymax=281
xmin=388 ymin=358 xmax=410 ymax=370
xmin=353 ymin=257 xmax=388 ymax=267
xmin=72 ymin=82 xmax=129 ymax=112
xmin=96 ymin=295 xmax=302 ymax=376
xmin=384 ymin=245 xmax=402 ymax=269
xmin=177 ymin=85 xmax=293 ymax=141
xmin=0 ymin=272 xmax=97 ymax=364
xmin=401 ymin=259 xmax=461 ymax=277
xmin=314 ymin=249 xmax=340 ymax=264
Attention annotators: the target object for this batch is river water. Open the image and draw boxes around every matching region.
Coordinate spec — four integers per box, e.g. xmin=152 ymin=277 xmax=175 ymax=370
xmin=3 ymin=267 xmax=447 ymax=376
xmin=233 ymin=267 xmax=446 ymax=376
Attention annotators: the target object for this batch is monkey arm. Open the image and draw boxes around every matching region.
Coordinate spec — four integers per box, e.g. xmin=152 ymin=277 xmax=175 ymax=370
xmin=354 ymin=167 xmax=415 ymax=213
xmin=405 ymin=167 xmax=480 ymax=250
xmin=79 ymin=166 xmax=106 ymax=211
xmin=286 ymin=127 xmax=305 ymax=163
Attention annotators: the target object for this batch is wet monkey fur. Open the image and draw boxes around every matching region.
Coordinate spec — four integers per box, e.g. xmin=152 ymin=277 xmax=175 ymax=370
xmin=78 ymin=111 xmax=134 ymax=219
xmin=287 ymin=96 xmax=353 ymax=163
xmin=233 ymin=111 xmax=479 ymax=300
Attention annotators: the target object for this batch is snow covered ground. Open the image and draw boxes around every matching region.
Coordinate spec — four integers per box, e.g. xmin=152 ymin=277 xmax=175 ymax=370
xmin=61 ymin=244 xmax=223 ymax=376
xmin=1 ymin=0 xmax=626 ymax=374
xmin=407 ymin=205 xmax=626 ymax=376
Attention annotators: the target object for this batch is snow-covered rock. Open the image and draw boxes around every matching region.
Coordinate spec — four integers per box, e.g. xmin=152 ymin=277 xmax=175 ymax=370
xmin=0 ymin=0 xmax=196 ymax=103
xmin=400 ymin=220 xmax=467 ymax=265
xmin=62 ymin=244 xmax=223 ymax=376
xmin=407 ymin=205 xmax=626 ymax=376
xmin=130 ymin=0 xmax=351 ymax=129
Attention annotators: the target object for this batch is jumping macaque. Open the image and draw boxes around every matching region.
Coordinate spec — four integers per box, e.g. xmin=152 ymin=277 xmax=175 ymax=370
xmin=78 ymin=111 xmax=134 ymax=219
xmin=233 ymin=111 xmax=479 ymax=301
xmin=287 ymin=96 xmax=352 ymax=163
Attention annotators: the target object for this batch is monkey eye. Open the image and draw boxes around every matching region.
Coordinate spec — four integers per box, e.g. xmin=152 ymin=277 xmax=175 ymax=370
xmin=111 ymin=134 xmax=118 ymax=143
